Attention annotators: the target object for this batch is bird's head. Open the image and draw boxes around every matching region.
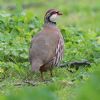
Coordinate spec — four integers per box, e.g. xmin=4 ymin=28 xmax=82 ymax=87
xmin=44 ymin=9 xmax=62 ymax=24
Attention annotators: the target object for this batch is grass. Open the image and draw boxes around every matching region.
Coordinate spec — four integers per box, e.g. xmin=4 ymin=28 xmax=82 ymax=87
xmin=0 ymin=0 xmax=100 ymax=100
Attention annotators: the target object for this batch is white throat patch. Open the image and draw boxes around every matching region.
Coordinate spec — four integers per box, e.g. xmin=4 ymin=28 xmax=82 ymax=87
xmin=49 ymin=13 xmax=59 ymax=22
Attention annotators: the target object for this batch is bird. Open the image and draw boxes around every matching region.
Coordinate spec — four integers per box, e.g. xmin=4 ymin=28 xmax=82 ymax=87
xmin=29 ymin=9 xmax=64 ymax=80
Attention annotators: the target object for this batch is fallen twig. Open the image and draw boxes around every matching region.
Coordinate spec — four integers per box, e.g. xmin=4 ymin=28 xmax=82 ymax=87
xmin=24 ymin=80 xmax=36 ymax=86
xmin=0 ymin=81 xmax=36 ymax=89
xmin=59 ymin=60 xmax=91 ymax=72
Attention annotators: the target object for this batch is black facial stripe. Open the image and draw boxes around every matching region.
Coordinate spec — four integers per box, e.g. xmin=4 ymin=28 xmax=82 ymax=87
xmin=51 ymin=12 xmax=57 ymax=16
xmin=47 ymin=15 xmax=56 ymax=24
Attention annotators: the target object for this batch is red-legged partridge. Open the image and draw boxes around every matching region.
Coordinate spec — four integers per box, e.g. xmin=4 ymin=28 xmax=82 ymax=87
xmin=29 ymin=9 xmax=64 ymax=80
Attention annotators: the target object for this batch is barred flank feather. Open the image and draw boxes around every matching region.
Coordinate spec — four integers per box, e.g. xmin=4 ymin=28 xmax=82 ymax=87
xmin=53 ymin=37 xmax=64 ymax=66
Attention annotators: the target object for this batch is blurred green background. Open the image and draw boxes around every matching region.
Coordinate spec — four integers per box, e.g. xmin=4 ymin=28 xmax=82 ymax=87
xmin=0 ymin=0 xmax=100 ymax=30
xmin=0 ymin=0 xmax=100 ymax=100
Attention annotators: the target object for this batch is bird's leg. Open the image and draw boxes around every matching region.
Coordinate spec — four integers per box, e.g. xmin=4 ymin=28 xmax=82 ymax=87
xmin=40 ymin=71 xmax=44 ymax=81
xmin=50 ymin=69 xmax=53 ymax=77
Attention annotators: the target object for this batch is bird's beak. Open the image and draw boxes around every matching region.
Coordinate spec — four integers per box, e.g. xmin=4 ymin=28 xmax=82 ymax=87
xmin=57 ymin=11 xmax=63 ymax=15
